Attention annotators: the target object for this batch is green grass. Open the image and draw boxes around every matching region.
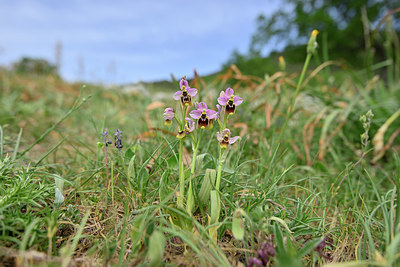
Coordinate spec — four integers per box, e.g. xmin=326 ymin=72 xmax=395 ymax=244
xmin=0 ymin=27 xmax=400 ymax=266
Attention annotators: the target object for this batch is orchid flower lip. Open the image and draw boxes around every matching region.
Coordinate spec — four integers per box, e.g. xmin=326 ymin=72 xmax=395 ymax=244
xmin=217 ymin=128 xmax=239 ymax=148
xmin=217 ymin=87 xmax=243 ymax=115
xmin=173 ymin=77 xmax=197 ymax=106
xmin=189 ymin=102 xmax=217 ymax=129
xmin=163 ymin=107 xmax=175 ymax=122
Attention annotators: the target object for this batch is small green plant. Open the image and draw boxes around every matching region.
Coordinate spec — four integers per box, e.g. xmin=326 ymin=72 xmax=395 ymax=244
xmin=162 ymin=77 xmax=242 ymax=235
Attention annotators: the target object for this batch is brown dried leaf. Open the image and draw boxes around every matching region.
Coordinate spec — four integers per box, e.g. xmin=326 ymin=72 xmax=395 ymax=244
xmin=145 ymin=101 xmax=165 ymax=129
xmin=233 ymin=123 xmax=248 ymax=137
xmin=372 ymin=109 xmax=400 ymax=163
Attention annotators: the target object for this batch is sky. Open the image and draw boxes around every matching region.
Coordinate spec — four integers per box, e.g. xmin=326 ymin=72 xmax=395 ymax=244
xmin=0 ymin=0 xmax=281 ymax=84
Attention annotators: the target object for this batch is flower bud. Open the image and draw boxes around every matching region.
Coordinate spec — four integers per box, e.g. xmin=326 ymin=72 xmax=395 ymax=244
xmin=307 ymin=29 xmax=319 ymax=54
xmin=279 ymin=56 xmax=286 ymax=71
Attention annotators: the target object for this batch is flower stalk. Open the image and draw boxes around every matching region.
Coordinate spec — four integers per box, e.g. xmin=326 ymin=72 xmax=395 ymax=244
xmin=191 ymin=129 xmax=203 ymax=175
xmin=215 ymin=148 xmax=225 ymax=191
xmin=277 ymin=30 xmax=318 ymax=144
xmin=177 ymin=139 xmax=185 ymax=207
xmin=163 ymin=77 xmax=242 ymax=221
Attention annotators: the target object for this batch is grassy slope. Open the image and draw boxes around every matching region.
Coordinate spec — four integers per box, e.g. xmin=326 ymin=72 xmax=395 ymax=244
xmin=0 ymin=44 xmax=400 ymax=267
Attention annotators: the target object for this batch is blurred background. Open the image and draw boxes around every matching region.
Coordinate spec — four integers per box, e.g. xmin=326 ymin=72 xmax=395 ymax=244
xmin=0 ymin=0 xmax=398 ymax=85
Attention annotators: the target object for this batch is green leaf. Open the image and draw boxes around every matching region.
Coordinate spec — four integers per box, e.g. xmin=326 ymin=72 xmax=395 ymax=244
xmin=274 ymin=223 xmax=285 ymax=254
xmin=270 ymin=216 xmax=293 ymax=234
xmin=210 ymin=190 xmax=221 ymax=224
xmin=144 ymin=221 xmax=155 ymax=247
xmin=297 ymin=238 xmax=320 ymax=259
xmin=166 ymin=156 xmax=178 ymax=169
xmin=131 ymin=215 xmax=145 ymax=252
xmin=54 ymin=188 xmax=64 ymax=205
xmin=159 ymin=170 xmax=171 ymax=203
xmin=232 ymin=209 xmax=245 ymax=240
xmin=186 ymin=181 xmax=194 ymax=215
xmin=167 ymin=205 xmax=192 ymax=231
xmin=198 ymin=169 xmax=216 ymax=206
xmin=147 ymin=230 xmax=166 ymax=267
xmin=124 ymin=147 xmax=135 ymax=161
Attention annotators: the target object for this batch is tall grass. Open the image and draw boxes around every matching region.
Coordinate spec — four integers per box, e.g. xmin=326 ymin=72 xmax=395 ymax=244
xmin=0 ymin=12 xmax=399 ymax=266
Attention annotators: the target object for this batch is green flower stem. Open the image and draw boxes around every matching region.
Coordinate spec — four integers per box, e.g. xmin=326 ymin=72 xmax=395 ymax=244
xmin=185 ymin=129 xmax=203 ymax=214
xmin=215 ymin=148 xmax=225 ymax=191
xmin=178 ymin=139 xmax=184 ymax=207
xmin=222 ymin=113 xmax=228 ymax=130
xmin=191 ymin=129 xmax=203 ymax=175
xmin=180 ymin=106 xmax=188 ymax=130
xmin=177 ymin=105 xmax=188 ymax=208
xmin=277 ymin=52 xmax=313 ymax=144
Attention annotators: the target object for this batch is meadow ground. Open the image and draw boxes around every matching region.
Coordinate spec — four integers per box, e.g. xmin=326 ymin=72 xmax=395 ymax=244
xmin=0 ymin=40 xmax=400 ymax=266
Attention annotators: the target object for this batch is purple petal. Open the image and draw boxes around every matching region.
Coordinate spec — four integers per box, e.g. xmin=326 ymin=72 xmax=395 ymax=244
xmin=173 ymin=91 xmax=182 ymax=100
xmin=163 ymin=108 xmax=174 ymax=120
xmin=189 ymin=110 xmax=202 ymax=119
xmin=218 ymin=96 xmax=229 ymax=106
xmin=217 ymin=132 xmax=223 ymax=142
xmin=164 ymin=107 xmax=174 ymax=113
xmin=219 ymin=91 xmax=226 ymax=98
xmin=187 ymin=87 xmax=197 ymax=97
xmin=216 ymin=104 xmax=221 ymax=118
xmin=185 ymin=117 xmax=195 ymax=132
xmin=233 ymin=96 xmax=243 ymax=105
xmin=198 ymin=102 xmax=207 ymax=110
xmin=164 ymin=115 xmax=173 ymax=120
xmin=222 ymin=128 xmax=231 ymax=136
xmin=163 ymin=113 xmax=174 ymax=120
xmin=225 ymin=87 xmax=234 ymax=97
xmin=229 ymin=136 xmax=239 ymax=144
xmin=248 ymin=257 xmax=263 ymax=267
xmin=180 ymin=79 xmax=189 ymax=89
xmin=206 ymin=109 xmax=217 ymax=119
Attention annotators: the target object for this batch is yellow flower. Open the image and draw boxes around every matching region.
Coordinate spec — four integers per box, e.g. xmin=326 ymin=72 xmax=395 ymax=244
xmin=278 ymin=56 xmax=286 ymax=71
xmin=311 ymin=29 xmax=319 ymax=37
xmin=307 ymin=29 xmax=319 ymax=54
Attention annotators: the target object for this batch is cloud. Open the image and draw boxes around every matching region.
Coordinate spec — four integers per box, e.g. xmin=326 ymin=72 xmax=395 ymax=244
xmin=0 ymin=0 xmax=280 ymax=83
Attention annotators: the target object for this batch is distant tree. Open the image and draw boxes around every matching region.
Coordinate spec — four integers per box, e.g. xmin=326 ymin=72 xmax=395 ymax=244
xmin=13 ymin=57 xmax=58 ymax=76
xmin=249 ymin=0 xmax=399 ymax=62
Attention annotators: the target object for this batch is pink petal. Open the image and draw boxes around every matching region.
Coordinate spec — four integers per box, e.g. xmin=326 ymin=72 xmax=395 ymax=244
xmin=173 ymin=91 xmax=182 ymax=100
xmin=225 ymin=88 xmax=234 ymax=97
xmin=233 ymin=96 xmax=243 ymax=105
xmin=229 ymin=136 xmax=239 ymax=144
xmin=222 ymin=128 xmax=230 ymax=136
xmin=206 ymin=109 xmax=217 ymax=119
xmin=185 ymin=117 xmax=195 ymax=132
xmin=180 ymin=79 xmax=189 ymax=89
xmin=189 ymin=109 xmax=202 ymax=119
xmin=198 ymin=102 xmax=207 ymax=110
xmin=164 ymin=114 xmax=174 ymax=120
xmin=219 ymin=91 xmax=226 ymax=98
xmin=218 ymin=96 xmax=229 ymax=106
xmin=216 ymin=104 xmax=221 ymax=117
xmin=187 ymin=87 xmax=197 ymax=97
xmin=217 ymin=132 xmax=223 ymax=142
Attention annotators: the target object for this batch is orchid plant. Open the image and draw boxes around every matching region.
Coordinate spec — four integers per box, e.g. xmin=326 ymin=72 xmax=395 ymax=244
xmin=163 ymin=77 xmax=242 ymax=233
